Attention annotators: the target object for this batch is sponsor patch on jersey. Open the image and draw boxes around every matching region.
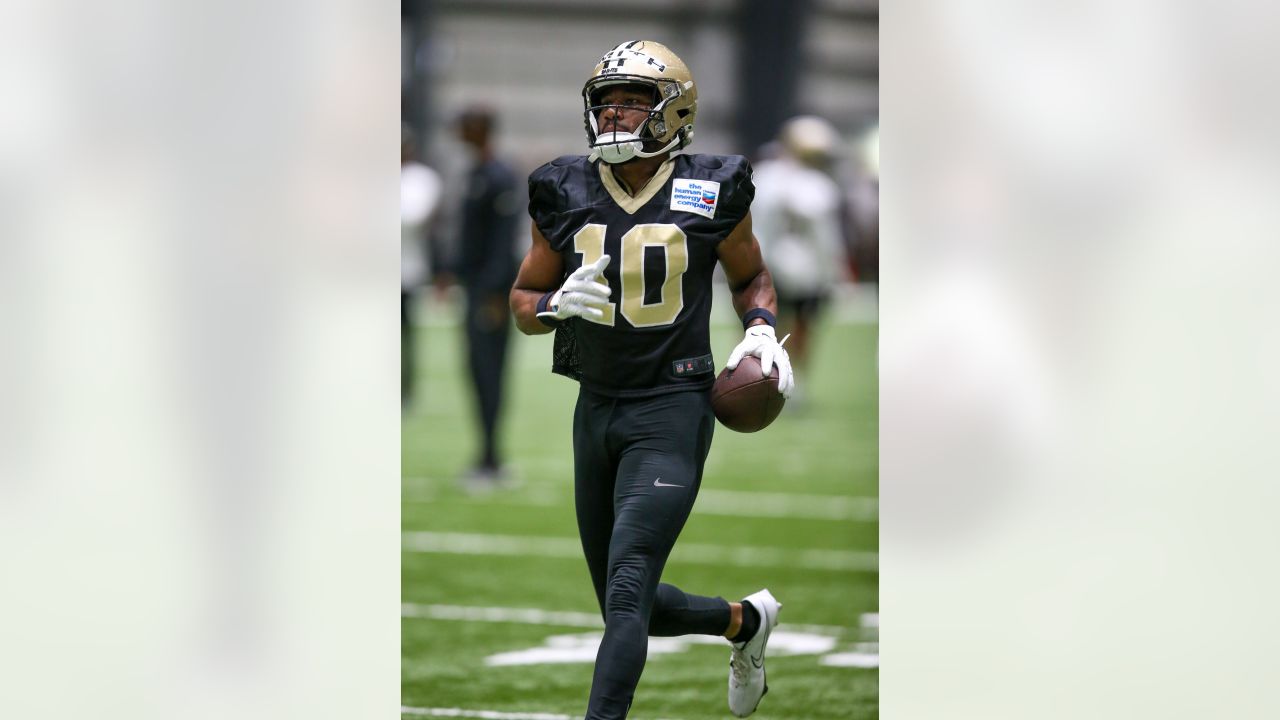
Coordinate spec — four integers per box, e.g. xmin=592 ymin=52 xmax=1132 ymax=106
xmin=670 ymin=178 xmax=721 ymax=219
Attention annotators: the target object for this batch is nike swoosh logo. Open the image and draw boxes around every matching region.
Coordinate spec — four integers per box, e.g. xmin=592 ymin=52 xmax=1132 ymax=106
xmin=653 ymin=478 xmax=684 ymax=488
xmin=750 ymin=653 xmax=764 ymax=669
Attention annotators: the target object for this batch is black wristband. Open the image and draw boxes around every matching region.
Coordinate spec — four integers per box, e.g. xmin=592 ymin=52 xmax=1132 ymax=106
xmin=741 ymin=308 xmax=776 ymax=329
xmin=536 ymin=290 xmax=562 ymax=328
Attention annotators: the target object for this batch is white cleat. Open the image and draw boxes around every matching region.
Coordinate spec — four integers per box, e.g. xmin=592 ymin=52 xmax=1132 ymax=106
xmin=728 ymin=589 xmax=782 ymax=717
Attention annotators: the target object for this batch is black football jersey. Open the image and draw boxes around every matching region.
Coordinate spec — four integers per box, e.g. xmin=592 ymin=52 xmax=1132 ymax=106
xmin=528 ymin=153 xmax=754 ymax=397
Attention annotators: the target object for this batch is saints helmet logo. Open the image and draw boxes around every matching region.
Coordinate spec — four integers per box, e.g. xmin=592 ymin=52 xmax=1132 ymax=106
xmin=598 ymin=42 xmax=668 ymax=73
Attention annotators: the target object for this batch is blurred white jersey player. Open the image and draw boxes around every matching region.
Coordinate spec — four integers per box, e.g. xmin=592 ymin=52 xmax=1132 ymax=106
xmin=402 ymin=137 xmax=441 ymax=293
xmin=751 ymin=116 xmax=848 ymax=395
xmin=402 ymin=126 xmax=442 ymax=407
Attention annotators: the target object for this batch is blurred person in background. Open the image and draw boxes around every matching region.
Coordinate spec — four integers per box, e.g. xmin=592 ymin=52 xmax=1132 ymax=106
xmin=751 ymin=116 xmax=850 ymax=403
xmin=456 ymin=106 xmax=521 ymax=486
xmin=847 ymin=124 xmax=879 ymax=285
xmin=509 ymin=41 xmax=792 ymax=720
xmin=402 ymin=125 xmax=442 ymax=410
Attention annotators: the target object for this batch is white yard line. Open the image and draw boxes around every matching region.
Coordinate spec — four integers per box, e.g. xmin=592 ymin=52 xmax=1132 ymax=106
xmin=402 ymin=477 xmax=878 ymax=522
xmin=401 ymin=706 xmax=683 ymax=720
xmin=401 ymin=603 xmax=602 ymax=628
xmin=401 ymin=707 xmax=571 ymax=720
xmin=402 ymin=531 xmax=878 ymax=572
xmin=400 ymin=602 xmax=867 ymax=638
xmin=697 ymin=489 xmax=877 ymax=522
xmin=819 ymin=652 xmax=880 ymax=668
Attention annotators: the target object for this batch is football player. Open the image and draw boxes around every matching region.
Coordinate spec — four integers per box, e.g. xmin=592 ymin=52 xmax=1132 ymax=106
xmin=751 ymin=115 xmax=850 ymax=406
xmin=509 ymin=41 xmax=794 ymax=719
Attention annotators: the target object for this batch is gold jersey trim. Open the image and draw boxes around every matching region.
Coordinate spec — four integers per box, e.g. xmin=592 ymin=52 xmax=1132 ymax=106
xmin=598 ymin=158 xmax=675 ymax=215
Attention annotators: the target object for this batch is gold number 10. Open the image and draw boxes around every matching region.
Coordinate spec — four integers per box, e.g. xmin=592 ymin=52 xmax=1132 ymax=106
xmin=572 ymin=223 xmax=689 ymax=328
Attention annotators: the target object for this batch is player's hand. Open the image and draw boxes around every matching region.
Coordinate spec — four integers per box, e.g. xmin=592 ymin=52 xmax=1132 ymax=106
xmin=537 ymin=255 xmax=612 ymax=322
xmin=726 ymin=324 xmax=795 ymax=399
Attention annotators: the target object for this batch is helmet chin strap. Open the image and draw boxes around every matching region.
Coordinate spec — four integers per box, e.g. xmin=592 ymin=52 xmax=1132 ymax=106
xmin=590 ymin=131 xmax=681 ymax=164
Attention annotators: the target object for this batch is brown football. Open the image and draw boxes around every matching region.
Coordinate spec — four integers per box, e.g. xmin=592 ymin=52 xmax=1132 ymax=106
xmin=711 ymin=355 xmax=786 ymax=433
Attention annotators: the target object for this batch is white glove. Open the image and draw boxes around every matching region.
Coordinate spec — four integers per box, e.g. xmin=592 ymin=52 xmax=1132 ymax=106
xmin=537 ymin=255 xmax=612 ymax=322
xmin=726 ymin=324 xmax=795 ymax=399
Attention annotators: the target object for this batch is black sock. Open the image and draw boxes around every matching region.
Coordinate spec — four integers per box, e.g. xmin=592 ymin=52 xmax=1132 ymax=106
xmin=730 ymin=602 xmax=760 ymax=644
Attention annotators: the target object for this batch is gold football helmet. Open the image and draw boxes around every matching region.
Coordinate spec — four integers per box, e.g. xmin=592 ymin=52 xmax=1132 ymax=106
xmin=582 ymin=41 xmax=698 ymax=164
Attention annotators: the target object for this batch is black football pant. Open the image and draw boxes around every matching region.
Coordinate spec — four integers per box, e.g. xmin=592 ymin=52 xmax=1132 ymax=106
xmin=464 ymin=289 xmax=511 ymax=468
xmin=573 ymin=387 xmax=732 ymax=720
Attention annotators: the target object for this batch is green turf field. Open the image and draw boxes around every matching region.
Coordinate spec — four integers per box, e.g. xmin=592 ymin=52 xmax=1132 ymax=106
xmin=403 ymin=297 xmax=878 ymax=720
